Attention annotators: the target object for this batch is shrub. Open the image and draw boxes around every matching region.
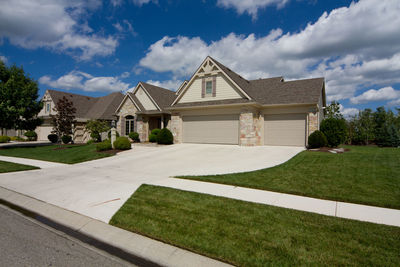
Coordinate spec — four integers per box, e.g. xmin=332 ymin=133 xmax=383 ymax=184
xmin=61 ymin=135 xmax=72 ymax=144
xmin=0 ymin=136 xmax=11 ymax=143
xmin=157 ymin=128 xmax=173 ymax=145
xmin=308 ymin=130 xmax=327 ymax=149
xmin=320 ymin=118 xmax=347 ymax=147
xmin=48 ymin=134 xmax=58 ymax=143
xmin=149 ymin=133 xmax=157 ymax=143
xmin=96 ymin=140 xmax=112 ymax=151
xmin=129 ymin=132 xmax=140 ymax=142
xmin=90 ymin=132 xmax=101 ymax=142
xmin=108 ymin=130 xmax=120 ymax=139
xmin=151 ymin=128 xmax=161 ymax=136
xmin=24 ymin=130 xmax=37 ymax=141
xmin=86 ymin=139 xmax=95 ymax=145
xmin=10 ymin=136 xmax=25 ymax=141
xmin=113 ymin=137 xmax=131 ymax=150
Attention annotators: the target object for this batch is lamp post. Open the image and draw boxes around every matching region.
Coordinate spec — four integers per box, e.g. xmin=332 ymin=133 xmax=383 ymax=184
xmin=111 ymin=120 xmax=116 ymax=149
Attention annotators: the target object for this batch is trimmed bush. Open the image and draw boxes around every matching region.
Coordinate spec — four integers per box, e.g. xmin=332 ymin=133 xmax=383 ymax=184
xmin=129 ymin=132 xmax=140 ymax=142
xmin=149 ymin=134 xmax=157 ymax=143
xmin=61 ymin=135 xmax=72 ymax=144
xmin=151 ymin=128 xmax=161 ymax=136
xmin=108 ymin=130 xmax=120 ymax=139
xmin=157 ymin=128 xmax=173 ymax=145
xmin=24 ymin=130 xmax=37 ymax=141
xmin=113 ymin=137 xmax=131 ymax=150
xmin=48 ymin=134 xmax=58 ymax=143
xmin=320 ymin=118 xmax=347 ymax=147
xmin=10 ymin=136 xmax=25 ymax=141
xmin=86 ymin=139 xmax=95 ymax=145
xmin=96 ymin=140 xmax=112 ymax=151
xmin=0 ymin=136 xmax=11 ymax=143
xmin=308 ymin=130 xmax=328 ymax=149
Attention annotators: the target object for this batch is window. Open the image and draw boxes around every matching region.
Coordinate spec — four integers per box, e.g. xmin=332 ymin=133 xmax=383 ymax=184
xmin=125 ymin=115 xmax=134 ymax=136
xmin=46 ymin=103 xmax=50 ymax=113
xmin=205 ymin=81 xmax=212 ymax=95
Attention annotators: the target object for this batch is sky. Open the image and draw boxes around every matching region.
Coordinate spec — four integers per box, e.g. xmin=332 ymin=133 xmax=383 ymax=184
xmin=0 ymin=0 xmax=399 ymax=117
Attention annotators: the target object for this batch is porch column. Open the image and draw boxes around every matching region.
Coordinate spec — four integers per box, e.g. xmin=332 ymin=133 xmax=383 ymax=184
xmin=161 ymin=114 xmax=164 ymax=129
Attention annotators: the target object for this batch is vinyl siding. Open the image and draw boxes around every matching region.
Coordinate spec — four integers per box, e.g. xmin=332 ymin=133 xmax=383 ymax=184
xmin=178 ymin=74 xmax=243 ymax=103
xmin=135 ymin=86 xmax=157 ymax=110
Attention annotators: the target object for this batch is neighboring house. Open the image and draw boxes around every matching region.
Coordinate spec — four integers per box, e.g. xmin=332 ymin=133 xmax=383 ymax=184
xmin=168 ymin=56 xmax=326 ymax=146
xmin=36 ymin=90 xmax=124 ymax=142
xmin=115 ymin=56 xmax=325 ymax=147
xmin=115 ymin=82 xmax=176 ymax=141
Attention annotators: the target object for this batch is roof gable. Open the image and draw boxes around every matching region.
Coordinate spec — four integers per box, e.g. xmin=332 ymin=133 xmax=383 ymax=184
xmin=172 ymin=57 xmax=251 ymax=106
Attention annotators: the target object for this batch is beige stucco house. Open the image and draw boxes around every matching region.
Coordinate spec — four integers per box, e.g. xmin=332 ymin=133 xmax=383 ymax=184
xmin=36 ymin=90 xmax=124 ymax=142
xmin=116 ymin=56 xmax=326 ymax=147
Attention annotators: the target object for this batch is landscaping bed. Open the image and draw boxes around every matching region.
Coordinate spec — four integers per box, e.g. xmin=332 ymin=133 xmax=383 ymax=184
xmin=0 ymin=160 xmax=39 ymax=173
xmin=111 ymin=185 xmax=400 ymax=266
xmin=178 ymin=146 xmax=400 ymax=209
xmin=0 ymin=144 xmax=112 ymax=164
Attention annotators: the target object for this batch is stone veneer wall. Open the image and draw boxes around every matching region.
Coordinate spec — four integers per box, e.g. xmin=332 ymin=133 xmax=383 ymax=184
xmin=170 ymin=114 xmax=182 ymax=143
xmin=239 ymin=109 xmax=263 ymax=146
xmin=308 ymin=112 xmax=319 ymax=135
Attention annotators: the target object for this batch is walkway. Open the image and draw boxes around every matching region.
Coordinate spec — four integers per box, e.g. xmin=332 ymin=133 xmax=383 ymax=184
xmin=0 ymin=156 xmax=66 ymax=169
xmin=149 ymin=178 xmax=400 ymax=227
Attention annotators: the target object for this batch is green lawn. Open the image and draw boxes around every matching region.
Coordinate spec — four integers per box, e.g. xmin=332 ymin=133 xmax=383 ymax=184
xmin=111 ymin=185 xmax=400 ymax=266
xmin=0 ymin=144 xmax=112 ymax=164
xmin=0 ymin=160 xmax=39 ymax=173
xmin=179 ymin=146 xmax=400 ymax=209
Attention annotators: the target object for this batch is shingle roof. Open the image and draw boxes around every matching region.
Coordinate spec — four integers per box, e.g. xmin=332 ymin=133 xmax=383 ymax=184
xmin=127 ymin=92 xmax=145 ymax=111
xmin=85 ymin=92 xmax=124 ymax=120
xmin=47 ymin=90 xmax=124 ymax=120
xmin=171 ymin=98 xmax=253 ymax=108
xmin=208 ymin=57 xmax=325 ymax=106
xmin=140 ymin=82 xmax=176 ymax=110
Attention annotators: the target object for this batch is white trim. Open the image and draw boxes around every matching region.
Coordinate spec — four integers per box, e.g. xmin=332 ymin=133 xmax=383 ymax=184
xmin=115 ymin=93 xmax=142 ymax=114
xmin=172 ymin=56 xmax=252 ymax=106
xmin=176 ymin=80 xmax=188 ymax=95
xmin=132 ymin=82 xmax=162 ymax=111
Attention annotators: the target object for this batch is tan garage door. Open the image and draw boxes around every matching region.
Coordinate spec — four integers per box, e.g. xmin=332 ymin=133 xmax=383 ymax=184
xmin=264 ymin=113 xmax=306 ymax=146
xmin=183 ymin=114 xmax=239 ymax=144
xmin=36 ymin=126 xmax=53 ymax=141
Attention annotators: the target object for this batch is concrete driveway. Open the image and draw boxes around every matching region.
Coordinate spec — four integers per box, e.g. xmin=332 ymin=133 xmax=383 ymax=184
xmin=0 ymin=144 xmax=303 ymax=222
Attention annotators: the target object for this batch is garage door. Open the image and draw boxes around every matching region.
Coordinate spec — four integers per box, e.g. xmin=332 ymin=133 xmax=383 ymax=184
xmin=36 ymin=126 xmax=53 ymax=141
xmin=183 ymin=114 xmax=239 ymax=144
xmin=264 ymin=113 xmax=306 ymax=146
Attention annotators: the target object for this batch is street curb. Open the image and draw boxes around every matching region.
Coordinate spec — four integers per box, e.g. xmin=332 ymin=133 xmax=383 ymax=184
xmin=0 ymin=186 xmax=232 ymax=267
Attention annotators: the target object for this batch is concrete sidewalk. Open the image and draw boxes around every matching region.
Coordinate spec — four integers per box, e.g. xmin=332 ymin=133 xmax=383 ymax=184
xmin=0 ymin=186 xmax=231 ymax=267
xmin=0 ymin=156 xmax=66 ymax=169
xmin=149 ymin=178 xmax=400 ymax=227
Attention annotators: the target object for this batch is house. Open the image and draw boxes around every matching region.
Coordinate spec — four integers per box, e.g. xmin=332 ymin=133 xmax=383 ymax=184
xmin=116 ymin=56 xmax=326 ymax=147
xmin=36 ymin=90 xmax=124 ymax=142
xmin=115 ymin=82 xmax=176 ymax=141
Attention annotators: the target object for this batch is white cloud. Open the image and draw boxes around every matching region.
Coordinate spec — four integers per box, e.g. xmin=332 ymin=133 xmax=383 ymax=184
xmin=146 ymin=79 xmax=183 ymax=91
xmin=339 ymin=104 xmax=359 ymax=118
xmin=388 ymin=98 xmax=400 ymax=107
xmin=39 ymin=71 xmax=131 ymax=93
xmin=111 ymin=0 xmax=123 ymax=7
xmin=113 ymin=20 xmax=135 ymax=36
xmin=350 ymin=87 xmax=400 ymax=104
xmin=139 ymin=0 xmax=400 ymax=103
xmin=0 ymin=0 xmax=118 ymax=60
xmin=133 ymin=0 xmax=156 ymax=6
xmin=217 ymin=0 xmax=289 ymax=19
xmin=0 ymin=55 xmax=7 ymax=64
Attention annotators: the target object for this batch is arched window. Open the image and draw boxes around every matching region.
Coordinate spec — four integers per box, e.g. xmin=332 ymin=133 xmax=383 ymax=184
xmin=125 ymin=115 xmax=134 ymax=136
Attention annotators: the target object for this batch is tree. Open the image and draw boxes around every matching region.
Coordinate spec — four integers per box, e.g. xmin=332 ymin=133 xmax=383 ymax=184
xmin=85 ymin=119 xmax=110 ymax=142
xmin=374 ymin=107 xmax=400 ymax=147
xmin=320 ymin=118 xmax=347 ymax=147
xmin=325 ymin=101 xmax=344 ymax=119
xmin=51 ymin=96 xmax=76 ymax=141
xmin=0 ymin=60 xmax=43 ymax=134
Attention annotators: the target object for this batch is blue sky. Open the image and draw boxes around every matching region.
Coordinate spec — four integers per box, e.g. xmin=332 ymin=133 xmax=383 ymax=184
xmin=1 ymin=0 xmax=399 ymax=116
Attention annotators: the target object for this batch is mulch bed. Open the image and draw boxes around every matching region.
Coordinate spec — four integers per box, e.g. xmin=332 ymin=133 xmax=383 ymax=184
xmin=308 ymin=147 xmax=350 ymax=153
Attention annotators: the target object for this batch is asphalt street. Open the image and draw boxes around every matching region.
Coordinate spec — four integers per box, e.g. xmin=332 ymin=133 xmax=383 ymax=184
xmin=0 ymin=204 xmax=134 ymax=267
